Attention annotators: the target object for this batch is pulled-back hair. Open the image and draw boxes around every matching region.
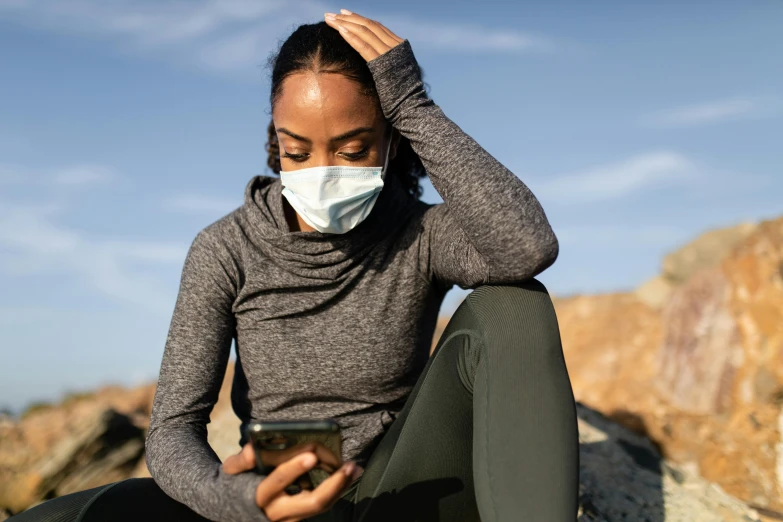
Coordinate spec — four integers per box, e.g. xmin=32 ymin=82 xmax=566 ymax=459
xmin=264 ymin=21 xmax=426 ymax=200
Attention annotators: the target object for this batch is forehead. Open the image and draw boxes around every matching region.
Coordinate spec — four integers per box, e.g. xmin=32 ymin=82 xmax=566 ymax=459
xmin=272 ymin=71 xmax=381 ymax=131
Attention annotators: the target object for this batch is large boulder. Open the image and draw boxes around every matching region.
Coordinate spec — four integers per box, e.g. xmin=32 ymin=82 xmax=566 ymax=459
xmin=662 ymin=222 xmax=757 ymax=284
xmin=0 ymin=406 xmax=144 ymax=513
xmin=635 ymin=222 xmax=758 ymax=309
xmin=575 ymin=402 xmax=765 ymax=522
xmin=555 ymin=215 xmax=783 ymax=515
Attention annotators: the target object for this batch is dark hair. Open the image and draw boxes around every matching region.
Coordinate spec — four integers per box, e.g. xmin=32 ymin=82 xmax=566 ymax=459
xmin=264 ymin=21 xmax=426 ymax=200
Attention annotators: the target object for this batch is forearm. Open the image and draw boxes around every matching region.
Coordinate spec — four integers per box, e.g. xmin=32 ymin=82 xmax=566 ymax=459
xmin=145 ymin=226 xmax=269 ymax=521
xmin=145 ymin=424 xmax=268 ymax=522
xmin=368 ymin=41 xmax=558 ymax=281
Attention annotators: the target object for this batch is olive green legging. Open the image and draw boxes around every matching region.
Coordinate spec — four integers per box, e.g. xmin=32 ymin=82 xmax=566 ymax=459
xmin=9 ymin=280 xmax=579 ymax=522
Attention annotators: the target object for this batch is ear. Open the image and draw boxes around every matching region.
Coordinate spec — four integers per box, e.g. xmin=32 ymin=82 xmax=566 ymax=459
xmin=389 ymin=127 xmax=402 ymax=160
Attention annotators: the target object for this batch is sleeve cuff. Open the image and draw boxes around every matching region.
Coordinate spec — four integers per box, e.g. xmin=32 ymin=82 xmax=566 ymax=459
xmin=367 ymin=39 xmax=417 ymax=77
xmin=366 ymin=39 xmax=428 ymax=124
xmin=216 ymin=465 xmax=270 ymax=522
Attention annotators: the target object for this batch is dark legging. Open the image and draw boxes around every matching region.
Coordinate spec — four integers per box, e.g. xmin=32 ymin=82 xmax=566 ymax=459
xmin=9 ymin=280 xmax=579 ymax=522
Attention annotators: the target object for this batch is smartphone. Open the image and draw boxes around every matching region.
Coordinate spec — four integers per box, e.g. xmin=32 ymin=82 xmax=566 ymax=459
xmin=243 ymin=419 xmax=342 ymax=494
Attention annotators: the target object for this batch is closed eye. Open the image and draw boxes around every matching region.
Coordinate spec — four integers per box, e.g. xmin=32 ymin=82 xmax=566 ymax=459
xmin=340 ymin=146 xmax=370 ymax=160
xmin=281 ymin=146 xmax=371 ymax=162
xmin=281 ymin=152 xmax=308 ymax=162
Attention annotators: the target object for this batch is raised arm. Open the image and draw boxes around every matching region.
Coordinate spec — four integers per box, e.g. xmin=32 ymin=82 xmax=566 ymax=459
xmin=145 ymin=226 xmax=270 ymax=522
xmin=367 ymin=39 xmax=558 ymax=287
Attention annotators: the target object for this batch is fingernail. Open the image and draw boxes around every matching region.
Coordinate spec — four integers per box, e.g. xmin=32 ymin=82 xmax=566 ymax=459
xmin=340 ymin=8 xmax=352 ymax=14
xmin=324 ymin=12 xmax=336 ymax=19
xmin=342 ymin=461 xmax=356 ymax=477
xmin=302 ymin=453 xmax=317 ymax=468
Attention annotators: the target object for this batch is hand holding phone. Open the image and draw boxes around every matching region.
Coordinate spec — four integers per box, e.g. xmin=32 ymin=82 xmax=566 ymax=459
xmin=245 ymin=420 xmax=344 ymax=493
xmin=221 ymin=419 xmax=364 ymax=521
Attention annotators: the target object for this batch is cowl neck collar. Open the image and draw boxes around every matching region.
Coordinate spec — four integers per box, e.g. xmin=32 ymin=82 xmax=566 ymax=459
xmin=242 ymin=170 xmax=417 ymax=281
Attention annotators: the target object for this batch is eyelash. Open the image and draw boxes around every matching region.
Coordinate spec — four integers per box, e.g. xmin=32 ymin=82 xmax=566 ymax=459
xmin=281 ymin=147 xmax=370 ymax=162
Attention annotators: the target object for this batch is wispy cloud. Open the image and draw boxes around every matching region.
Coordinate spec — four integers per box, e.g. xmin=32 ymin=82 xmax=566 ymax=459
xmin=534 ymin=151 xmax=697 ymax=204
xmin=163 ymin=194 xmax=241 ymax=214
xmin=380 ymin=16 xmax=553 ymax=53
xmin=0 ymin=201 xmax=186 ymax=315
xmin=0 ymin=162 xmax=122 ymax=186
xmin=0 ymin=0 xmax=556 ymax=77
xmin=554 ymin=224 xmax=688 ymax=247
xmin=52 ymin=164 xmax=120 ymax=185
xmin=646 ymin=96 xmax=781 ymax=127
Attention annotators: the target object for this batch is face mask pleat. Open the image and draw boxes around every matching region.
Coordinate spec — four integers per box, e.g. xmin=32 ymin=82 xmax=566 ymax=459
xmin=279 ymin=140 xmax=392 ymax=235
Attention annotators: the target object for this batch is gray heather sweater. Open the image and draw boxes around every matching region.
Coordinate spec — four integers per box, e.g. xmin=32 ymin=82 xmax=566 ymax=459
xmin=145 ymin=39 xmax=558 ymax=522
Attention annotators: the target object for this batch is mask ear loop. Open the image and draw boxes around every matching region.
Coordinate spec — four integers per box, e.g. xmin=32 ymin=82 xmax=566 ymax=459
xmin=380 ymin=130 xmax=394 ymax=181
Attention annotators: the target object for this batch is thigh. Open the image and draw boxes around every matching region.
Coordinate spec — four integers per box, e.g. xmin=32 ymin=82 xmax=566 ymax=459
xmin=75 ymin=478 xmax=211 ymax=522
xmin=7 ymin=484 xmax=113 ymax=522
xmin=8 ymin=479 xmax=212 ymax=522
xmin=352 ymin=303 xmax=482 ymax=522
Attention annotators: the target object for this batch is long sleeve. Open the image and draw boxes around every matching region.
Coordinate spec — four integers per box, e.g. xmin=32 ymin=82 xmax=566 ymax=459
xmin=367 ymin=40 xmax=559 ymax=288
xmin=145 ymin=226 xmax=269 ymax=522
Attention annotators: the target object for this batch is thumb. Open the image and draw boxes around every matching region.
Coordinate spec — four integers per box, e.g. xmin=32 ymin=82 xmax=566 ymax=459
xmin=222 ymin=442 xmax=256 ymax=475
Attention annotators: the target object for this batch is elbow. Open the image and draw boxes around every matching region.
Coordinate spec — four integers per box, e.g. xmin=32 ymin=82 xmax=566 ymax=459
xmin=516 ymin=229 xmax=560 ymax=282
xmin=536 ymin=230 xmax=559 ymax=272
xmin=524 ymin=238 xmax=558 ymax=280
xmin=488 ymin=231 xmax=559 ymax=285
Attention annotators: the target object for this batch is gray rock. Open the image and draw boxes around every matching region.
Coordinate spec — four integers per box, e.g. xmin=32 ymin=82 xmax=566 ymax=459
xmin=576 ymin=402 xmax=763 ymax=521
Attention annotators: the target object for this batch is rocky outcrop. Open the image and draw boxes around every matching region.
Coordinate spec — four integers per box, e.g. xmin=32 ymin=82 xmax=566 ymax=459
xmin=662 ymin=222 xmax=758 ymax=284
xmin=0 ymin=405 xmax=146 ymax=513
xmin=576 ymin=403 xmax=767 ymax=522
xmin=4 ymin=216 xmax=781 ymax=518
xmin=554 ymin=216 xmax=783 ymax=516
xmin=2 ymin=379 xmax=766 ymax=521
xmin=635 ymin=222 xmax=758 ymax=309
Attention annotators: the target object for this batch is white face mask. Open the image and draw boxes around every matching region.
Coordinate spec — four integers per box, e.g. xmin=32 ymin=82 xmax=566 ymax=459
xmin=280 ymin=139 xmax=392 ymax=234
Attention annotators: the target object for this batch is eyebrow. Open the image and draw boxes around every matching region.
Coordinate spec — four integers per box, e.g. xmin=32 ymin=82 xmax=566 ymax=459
xmin=276 ymin=126 xmax=375 ymax=144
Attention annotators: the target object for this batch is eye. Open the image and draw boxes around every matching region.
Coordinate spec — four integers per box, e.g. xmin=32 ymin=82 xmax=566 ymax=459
xmin=340 ymin=146 xmax=370 ymax=160
xmin=281 ymin=152 xmax=308 ymax=162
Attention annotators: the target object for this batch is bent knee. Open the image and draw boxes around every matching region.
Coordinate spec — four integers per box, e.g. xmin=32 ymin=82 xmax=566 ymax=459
xmin=466 ymin=279 xmax=557 ymax=326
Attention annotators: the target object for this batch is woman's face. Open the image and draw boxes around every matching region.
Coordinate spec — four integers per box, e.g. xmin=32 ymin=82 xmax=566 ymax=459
xmin=272 ymin=71 xmax=397 ymax=172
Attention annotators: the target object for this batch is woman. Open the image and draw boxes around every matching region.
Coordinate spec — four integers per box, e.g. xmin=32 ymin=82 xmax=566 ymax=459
xmin=9 ymin=10 xmax=579 ymax=522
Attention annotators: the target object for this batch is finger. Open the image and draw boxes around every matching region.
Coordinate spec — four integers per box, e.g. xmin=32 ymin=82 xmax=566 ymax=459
xmin=256 ymin=452 xmax=318 ymax=508
xmin=334 ymin=10 xmax=403 ymax=49
xmin=373 ymin=21 xmax=405 ymax=47
xmin=264 ymin=462 xmax=355 ymax=520
xmin=335 ymin=19 xmax=387 ymax=57
xmin=222 ymin=442 xmax=256 ymax=475
xmin=260 ymin=441 xmax=341 ymax=471
xmin=324 ymin=18 xmax=383 ymax=61
xmin=342 ymin=10 xmax=404 ymax=47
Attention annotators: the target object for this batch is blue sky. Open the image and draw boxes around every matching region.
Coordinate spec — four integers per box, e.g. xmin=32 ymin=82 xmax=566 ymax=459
xmin=1 ymin=0 xmax=781 ymax=414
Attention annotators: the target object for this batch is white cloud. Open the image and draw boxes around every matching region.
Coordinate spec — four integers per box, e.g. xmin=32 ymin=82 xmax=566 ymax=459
xmin=0 ymin=163 xmax=121 ymax=186
xmin=647 ymin=96 xmax=781 ymax=127
xmin=554 ymin=224 xmax=688 ymax=247
xmin=52 ymin=164 xmax=120 ymax=185
xmin=163 ymin=194 xmax=241 ymax=214
xmin=0 ymin=0 xmax=556 ymax=77
xmin=0 ymin=201 xmax=186 ymax=315
xmin=534 ymin=151 xmax=697 ymax=204
xmin=381 ymin=17 xmax=553 ymax=53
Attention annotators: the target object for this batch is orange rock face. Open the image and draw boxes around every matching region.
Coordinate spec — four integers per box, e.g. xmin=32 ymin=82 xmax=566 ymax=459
xmin=554 ymin=216 xmax=783 ymax=514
